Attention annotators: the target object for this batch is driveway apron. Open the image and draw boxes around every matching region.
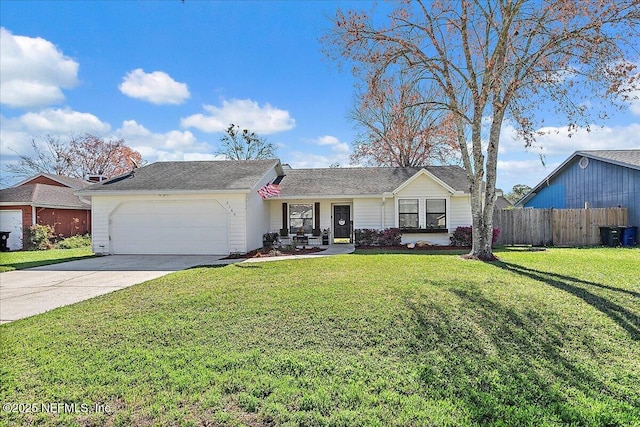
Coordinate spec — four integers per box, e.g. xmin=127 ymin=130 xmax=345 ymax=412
xmin=0 ymin=255 xmax=222 ymax=324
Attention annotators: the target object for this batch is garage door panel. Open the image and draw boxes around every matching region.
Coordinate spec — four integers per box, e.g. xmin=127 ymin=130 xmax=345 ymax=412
xmin=0 ymin=210 xmax=23 ymax=251
xmin=110 ymin=200 xmax=229 ymax=255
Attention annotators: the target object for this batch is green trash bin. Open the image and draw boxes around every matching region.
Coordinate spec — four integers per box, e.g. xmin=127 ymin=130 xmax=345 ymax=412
xmin=599 ymin=226 xmax=622 ymax=247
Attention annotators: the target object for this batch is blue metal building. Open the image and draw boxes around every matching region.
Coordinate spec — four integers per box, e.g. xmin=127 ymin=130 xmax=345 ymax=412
xmin=517 ymin=150 xmax=640 ymax=227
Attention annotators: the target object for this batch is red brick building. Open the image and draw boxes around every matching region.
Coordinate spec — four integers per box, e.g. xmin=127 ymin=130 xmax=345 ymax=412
xmin=0 ymin=174 xmax=91 ymax=250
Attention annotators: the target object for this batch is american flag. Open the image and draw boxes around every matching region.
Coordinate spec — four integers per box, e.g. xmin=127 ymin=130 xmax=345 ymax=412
xmin=257 ymin=183 xmax=281 ymax=199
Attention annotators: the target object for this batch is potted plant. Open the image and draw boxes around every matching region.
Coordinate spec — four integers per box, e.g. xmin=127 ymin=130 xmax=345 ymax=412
xmin=262 ymin=232 xmax=279 ymax=248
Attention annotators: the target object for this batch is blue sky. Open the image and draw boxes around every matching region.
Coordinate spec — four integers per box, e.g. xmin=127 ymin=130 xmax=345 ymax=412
xmin=1 ymin=0 xmax=639 ymax=192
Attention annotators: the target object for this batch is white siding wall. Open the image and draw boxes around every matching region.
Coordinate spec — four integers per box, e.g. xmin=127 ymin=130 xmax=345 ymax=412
xmin=246 ymin=169 xmax=279 ymax=252
xmin=91 ymin=193 xmax=247 ymax=255
xmin=353 ymin=198 xmax=384 ymax=229
xmin=449 ymin=195 xmax=472 ymax=229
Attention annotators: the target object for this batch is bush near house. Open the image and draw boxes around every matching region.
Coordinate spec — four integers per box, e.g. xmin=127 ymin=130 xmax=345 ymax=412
xmin=354 ymin=228 xmax=402 ymax=246
xmin=25 ymin=224 xmax=56 ymax=250
xmin=56 ymin=234 xmax=92 ymax=249
xmin=25 ymin=225 xmax=92 ymax=251
xmin=450 ymin=226 xmax=501 ymax=247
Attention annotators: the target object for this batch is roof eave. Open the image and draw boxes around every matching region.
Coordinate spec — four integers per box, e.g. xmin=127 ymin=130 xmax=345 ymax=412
xmin=75 ymin=188 xmax=252 ymax=196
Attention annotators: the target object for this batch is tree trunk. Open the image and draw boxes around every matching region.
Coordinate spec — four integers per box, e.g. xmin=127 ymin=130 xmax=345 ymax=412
xmin=466 ymin=111 xmax=503 ymax=261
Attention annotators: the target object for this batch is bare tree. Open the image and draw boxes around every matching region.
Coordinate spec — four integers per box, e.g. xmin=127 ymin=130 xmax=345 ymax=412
xmin=350 ymin=73 xmax=459 ymax=167
xmin=8 ymin=134 xmax=144 ymax=180
xmin=325 ymin=0 xmax=639 ymax=259
xmin=217 ymin=124 xmax=276 ymax=160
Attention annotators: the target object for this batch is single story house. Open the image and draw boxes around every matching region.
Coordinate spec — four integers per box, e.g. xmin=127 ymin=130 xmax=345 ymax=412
xmin=0 ymin=174 xmax=92 ymax=250
xmin=76 ymin=159 xmax=473 ymax=255
xmin=516 ymin=150 xmax=640 ymax=226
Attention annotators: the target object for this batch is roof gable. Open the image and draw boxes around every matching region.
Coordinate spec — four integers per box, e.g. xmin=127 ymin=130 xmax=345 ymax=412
xmin=14 ymin=173 xmax=90 ymax=190
xmin=516 ymin=149 xmax=640 ymax=206
xmin=392 ymin=168 xmax=458 ymax=194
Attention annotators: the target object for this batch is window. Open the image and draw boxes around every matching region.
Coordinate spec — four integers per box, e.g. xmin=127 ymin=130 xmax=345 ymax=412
xmin=289 ymin=204 xmax=313 ymax=234
xmin=426 ymin=199 xmax=446 ymax=229
xmin=398 ymin=199 xmax=419 ymax=229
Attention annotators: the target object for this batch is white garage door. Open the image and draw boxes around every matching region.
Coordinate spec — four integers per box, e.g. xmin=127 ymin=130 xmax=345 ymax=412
xmin=109 ymin=200 xmax=229 ymax=255
xmin=0 ymin=210 xmax=23 ymax=251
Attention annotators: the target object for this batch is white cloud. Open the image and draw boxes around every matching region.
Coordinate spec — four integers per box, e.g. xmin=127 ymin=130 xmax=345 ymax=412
xmin=181 ymin=99 xmax=295 ymax=134
xmin=17 ymin=108 xmax=111 ymax=134
xmin=115 ymin=120 xmax=215 ymax=163
xmin=311 ymin=135 xmax=351 ymax=155
xmin=289 ymin=135 xmax=352 ymax=168
xmin=499 ymin=121 xmax=640 ymax=156
xmin=119 ymin=69 xmax=190 ymax=105
xmin=0 ymin=27 xmax=79 ymax=108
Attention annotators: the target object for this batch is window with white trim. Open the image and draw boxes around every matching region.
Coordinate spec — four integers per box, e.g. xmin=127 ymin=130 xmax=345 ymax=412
xmin=289 ymin=204 xmax=313 ymax=234
xmin=398 ymin=199 xmax=419 ymax=229
xmin=426 ymin=199 xmax=446 ymax=229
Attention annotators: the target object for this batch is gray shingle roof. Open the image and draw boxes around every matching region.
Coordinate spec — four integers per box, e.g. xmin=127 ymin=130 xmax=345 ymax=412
xmin=0 ymin=184 xmax=90 ymax=209
xmin=278 ymin=166 xmax=470 ymax=196
xmin=77 ymin=160 xmax=281 ymax=193
xmin=579 ymin=150 xmax=640 ymax=170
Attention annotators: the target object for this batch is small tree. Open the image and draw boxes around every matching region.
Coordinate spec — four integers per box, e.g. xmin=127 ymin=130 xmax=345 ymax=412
xmin=505 ymin=184 xmax=533 ymax=204
xmin=217 ymin=124 xmax=276 ymax=160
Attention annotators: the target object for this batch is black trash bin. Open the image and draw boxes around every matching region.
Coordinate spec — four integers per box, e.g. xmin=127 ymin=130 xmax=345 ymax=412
xmin=621 ymin=226 xmax=638 ymax=246
xmin=0 ymin=231 xmax=10 ymax=252
xmin=599 ymin=226 xmax=622 ymax=247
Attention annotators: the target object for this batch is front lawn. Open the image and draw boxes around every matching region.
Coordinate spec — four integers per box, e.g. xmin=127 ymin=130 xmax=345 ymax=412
xmin=1 ymin=248 xmax=638 ymax=426
xmin=0 ymin=247 xmax=94 ymax=272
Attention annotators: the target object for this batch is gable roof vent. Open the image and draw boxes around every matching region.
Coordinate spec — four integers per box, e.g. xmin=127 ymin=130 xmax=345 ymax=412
xmin=579 ymin=156 xmax=589 ymax=169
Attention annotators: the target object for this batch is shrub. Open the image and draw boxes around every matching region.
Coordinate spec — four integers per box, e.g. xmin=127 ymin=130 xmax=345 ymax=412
xmin=379 ymin=228 xmax=402 ymax=246
xmin=450 ymin=226 xmax=500 ymax=247
xmin=25 ymin=224 xmax=55 ymax=250
xmin=56 ymin=234 xmax=92 ymax=249
xmin=355 ymin=228 xmax=402 ymax=246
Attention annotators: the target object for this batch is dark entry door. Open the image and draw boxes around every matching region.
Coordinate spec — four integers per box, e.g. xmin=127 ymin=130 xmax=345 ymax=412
xmin=333 ymin=205 xmax=351 ymax=240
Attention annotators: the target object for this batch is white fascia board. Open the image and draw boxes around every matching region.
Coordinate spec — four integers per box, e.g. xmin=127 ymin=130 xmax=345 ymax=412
xmin=31 ymin=204 xmax=91 ymax=210
xmin=277 ymin=194 xmax=384 ymax=200
xmin=75 ymin=189 xmax=252 ymax=196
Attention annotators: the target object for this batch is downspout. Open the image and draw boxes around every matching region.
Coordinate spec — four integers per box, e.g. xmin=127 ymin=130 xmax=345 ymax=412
xmin=381 ymin=196 xmax=385 ymax=229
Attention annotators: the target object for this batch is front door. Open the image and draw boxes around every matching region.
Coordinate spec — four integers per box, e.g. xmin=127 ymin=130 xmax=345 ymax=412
xmin=333 ymin=205 xmax=351 ymax=242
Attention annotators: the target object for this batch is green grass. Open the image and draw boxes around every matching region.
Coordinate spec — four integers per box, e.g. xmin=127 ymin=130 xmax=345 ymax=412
xmin=1 ymin=248 xmax=639 ymax=426
xmin=0 ymin=247 xmax=94 ymax=272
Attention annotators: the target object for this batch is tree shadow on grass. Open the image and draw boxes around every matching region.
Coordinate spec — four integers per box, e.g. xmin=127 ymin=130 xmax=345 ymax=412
xmin=493 ymin=262 xmax=640 ymax=340
xmin=405 ymin=288 xmax=635 ymax=425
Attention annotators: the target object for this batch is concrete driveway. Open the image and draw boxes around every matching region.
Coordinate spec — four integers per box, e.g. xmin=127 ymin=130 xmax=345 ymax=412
xmin=0 ymin=255 xmax=224 ymax=324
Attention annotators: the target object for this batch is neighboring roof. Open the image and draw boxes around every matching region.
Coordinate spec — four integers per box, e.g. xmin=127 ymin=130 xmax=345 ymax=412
xmin=14 ymin=173 xmax=91 ymax=190
xmin=77 ymin=159 xmax=283 ymax=194
xmin=0 ymin=184 xmax=91 ymax=209
xmin=516 ymin=149 xmax=640 ymax=206
xmin=577 ymin=150 xmax=640 ymax=170
xmin=494 ymin=195 xmax=513 ymax=210
xmin=277 ymin=165 xmax=469 ymax=197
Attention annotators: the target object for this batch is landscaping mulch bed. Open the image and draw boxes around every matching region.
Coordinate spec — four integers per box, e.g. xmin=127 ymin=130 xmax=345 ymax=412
xmin=357 ymin=245 xmax=470 ymax=251
xmin=223 ymin=247 xmax=324 ymax=259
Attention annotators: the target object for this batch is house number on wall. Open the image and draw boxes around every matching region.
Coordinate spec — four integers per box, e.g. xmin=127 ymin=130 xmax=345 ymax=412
xmin=338 ymin=219 xmax=346 ymax=226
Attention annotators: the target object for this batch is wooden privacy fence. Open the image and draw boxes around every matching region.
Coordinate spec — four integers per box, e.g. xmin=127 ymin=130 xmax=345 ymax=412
xmin=493 ymin=207 xmax=628 ymax=246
